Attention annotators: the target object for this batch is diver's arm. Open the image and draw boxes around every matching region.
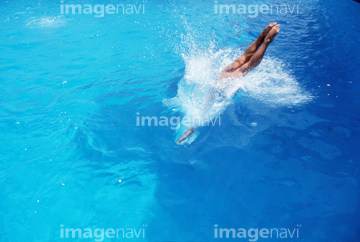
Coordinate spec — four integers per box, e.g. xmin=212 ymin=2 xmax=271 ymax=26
xmin=176 ymin=128 xmax=195 ymax=145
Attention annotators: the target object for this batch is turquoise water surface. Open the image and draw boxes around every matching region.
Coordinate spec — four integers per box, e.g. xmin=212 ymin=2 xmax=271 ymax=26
xmin=1 ymin=0 xmax=360 ymax=241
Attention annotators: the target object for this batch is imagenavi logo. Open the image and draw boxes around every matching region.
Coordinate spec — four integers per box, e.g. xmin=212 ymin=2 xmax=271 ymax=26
xmin=214 ymin=224 xmax=301 ymax=241
xmin=60 ymin=224 xmax=147 ymax=241
xmin=214 ymin=1 xmax=300 ymax=17
xmin=60 ymin=0 xmax=145 ymax=18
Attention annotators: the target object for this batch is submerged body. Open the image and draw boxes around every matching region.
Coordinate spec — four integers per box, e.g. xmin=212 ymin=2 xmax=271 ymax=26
xmin=176 ymin=23 xmax=280 ymax=145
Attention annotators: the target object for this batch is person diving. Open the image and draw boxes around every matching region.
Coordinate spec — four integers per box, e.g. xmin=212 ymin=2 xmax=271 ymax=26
xmin=176 ymin=23 xmax=280 ymax=144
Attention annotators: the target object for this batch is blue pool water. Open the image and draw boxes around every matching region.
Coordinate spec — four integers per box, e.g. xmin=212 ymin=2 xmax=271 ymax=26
xmin=1 ymin=0 xmax=360 ymax=241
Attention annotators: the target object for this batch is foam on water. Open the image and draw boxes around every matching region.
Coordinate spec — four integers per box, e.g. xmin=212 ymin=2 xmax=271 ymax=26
xmin=164 ymin=44 xmax=312 ymax=144
xmin=26 ymin=16 xmax=68 ymax=28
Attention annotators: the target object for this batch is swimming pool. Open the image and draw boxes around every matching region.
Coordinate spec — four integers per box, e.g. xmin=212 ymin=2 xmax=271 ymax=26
xmin=0 ymin=0 xmax=359 ymax=241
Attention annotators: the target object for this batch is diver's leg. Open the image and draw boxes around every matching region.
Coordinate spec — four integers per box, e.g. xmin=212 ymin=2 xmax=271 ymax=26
xmin=220 ymin=22 xmax=277 ymax=74
xmin=238 ymin=24 xmax=280 ymax=75
xmin=240 ymin=22 xmax=277 ymax=63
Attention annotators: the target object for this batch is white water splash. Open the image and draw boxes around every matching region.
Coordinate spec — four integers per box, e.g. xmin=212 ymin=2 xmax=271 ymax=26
xmin=164 ymin=47 xmax=312 ymax=144
xmin=26 ymin=16 xmax=68 ymax=29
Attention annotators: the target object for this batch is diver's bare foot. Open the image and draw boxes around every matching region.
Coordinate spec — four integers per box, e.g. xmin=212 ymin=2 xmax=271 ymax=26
xmin=260 ymin=22 xmax=277 ymax=40
xmin=264 ymin=24 xmax=280 ymax=45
